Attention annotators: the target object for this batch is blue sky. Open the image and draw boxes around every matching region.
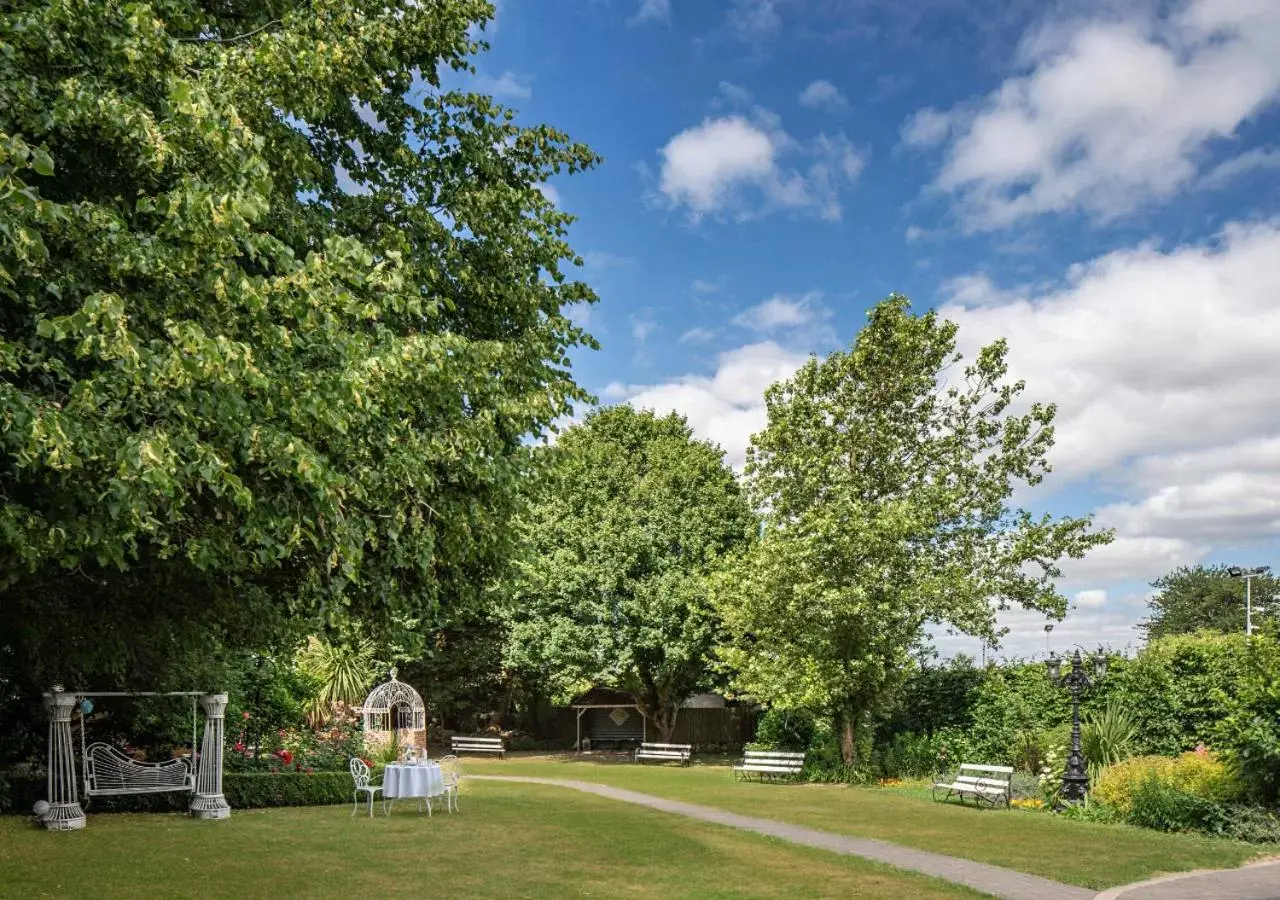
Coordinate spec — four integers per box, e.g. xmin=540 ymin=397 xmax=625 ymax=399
xmin=455 ymin=0 xmax=1280 ymax=658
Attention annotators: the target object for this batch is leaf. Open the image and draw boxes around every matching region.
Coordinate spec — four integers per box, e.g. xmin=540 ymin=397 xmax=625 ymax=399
xmin=31 ymin=148 xmax=54 ymax=176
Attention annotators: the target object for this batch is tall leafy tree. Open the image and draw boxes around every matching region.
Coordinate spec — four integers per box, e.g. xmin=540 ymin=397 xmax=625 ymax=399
xmin=0 ymin=0 xmax=597 ymax=707
xmin=504 ymin=406 xmax=756 ymax=741
xmin=1142 ymin=565 xmax=1278 ymax=639
xmin=715 ymin=296 xmax=1113 ymax=766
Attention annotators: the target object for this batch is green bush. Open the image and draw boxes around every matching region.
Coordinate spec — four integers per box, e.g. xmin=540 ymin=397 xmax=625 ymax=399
xmin=1127 ymin=777 xmax=1227 ymax=834
xmin=1057 ymin=796 xmax=1122 ymax=824
xmin=1111 ymin=633 xmax=1253 ymax=756
xmin=872 ymin=731 xmax=940 ymax=779
xmin=1123 ymin=778 xmax=1279 ymax=843
xmin=751 ymin=708 xmax=818 ymax=752
xmin=1081 ymin=700 xmax=1138 ymax=781
xmin=877 ymin=633 xmax=1273 ymax=769
xmin=2 ymin=771 xmax=353 ymax=815
xmin=225 ymin=772 xmax=352 ymax=808
xmin=1009 ymin=771 xmax=1042 ymax=800
xmin=1212 ymin=637 xmax=1280 ymax=803
xmin=1093 ymin=751 xmax=1245 ymax=814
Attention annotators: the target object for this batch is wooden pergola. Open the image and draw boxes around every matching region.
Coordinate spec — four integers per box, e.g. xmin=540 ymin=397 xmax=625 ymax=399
xmin=571 ymin=687 xmax=644 ymax=751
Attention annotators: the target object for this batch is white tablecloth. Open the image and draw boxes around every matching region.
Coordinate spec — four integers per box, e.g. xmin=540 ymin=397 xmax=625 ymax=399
xmin=383 ymin=763 xmax=445 ymax=799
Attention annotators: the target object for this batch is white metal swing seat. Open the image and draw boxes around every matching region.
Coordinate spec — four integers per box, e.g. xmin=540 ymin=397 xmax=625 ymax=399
xmin=83 ymin=742 xmax=194 ymax=796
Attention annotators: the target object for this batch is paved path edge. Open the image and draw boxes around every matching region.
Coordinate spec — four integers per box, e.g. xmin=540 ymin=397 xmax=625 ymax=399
xmin=1093 ymin=857 xmax=1280 ymax=900
xmin=467 ymin=773 xmax=1092 ymax=900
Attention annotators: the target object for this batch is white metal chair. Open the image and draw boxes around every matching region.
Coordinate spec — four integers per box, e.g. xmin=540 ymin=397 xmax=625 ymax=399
xmin=437 ymin=754 xmax=460 ymax=812
xmin=349 ymin=758 xmax=387 ymax=818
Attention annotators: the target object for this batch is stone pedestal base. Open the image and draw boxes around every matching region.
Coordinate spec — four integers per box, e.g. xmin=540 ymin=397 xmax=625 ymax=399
xmin=190 ymin=794 xmax=231 ymax=820
xmin=42 ymin=802 xmax=86 ymax=831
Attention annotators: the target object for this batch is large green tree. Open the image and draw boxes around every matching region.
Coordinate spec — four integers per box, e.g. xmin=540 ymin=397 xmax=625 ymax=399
xmin=0 ymin=0 xmax=597 ymax=707
xmin=1141 ymin=564 xmax=1278 ymax=640
xmin=503 ymin=406 xmax=756 ymax=741
xmin=715 ymin=296 xmax=1113 ymax=766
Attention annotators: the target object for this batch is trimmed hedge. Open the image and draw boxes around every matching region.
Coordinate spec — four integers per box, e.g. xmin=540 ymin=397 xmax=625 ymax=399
xmin=2 ymin=771 xmax=352 ymax=815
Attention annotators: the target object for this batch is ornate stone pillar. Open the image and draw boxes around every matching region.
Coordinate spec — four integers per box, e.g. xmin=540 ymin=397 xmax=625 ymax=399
xmin=43 ymin=687 xmax=86 ymax=831
xmin=190 ymin=692 xmax=231 ymax=820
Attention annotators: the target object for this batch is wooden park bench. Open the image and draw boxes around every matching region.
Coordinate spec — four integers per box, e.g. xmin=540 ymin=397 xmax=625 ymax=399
xmin=733 ymin=749 xmax=805 ymax=782
xmin=634 ymin=742 xmax=692 ymax=765
xmin=450 ymin=736 xmax=506 ymax=758
xmin=931 ymin=763 xmax=1013 ymax=808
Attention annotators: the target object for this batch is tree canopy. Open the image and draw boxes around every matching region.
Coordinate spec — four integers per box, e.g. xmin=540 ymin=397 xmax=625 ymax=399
xmin=503 ymin=406 xmax=755 ymax=740
xmin=1142 ymin=565 xmax=1278 ymax=640
xmin=0 ymin=0 xmax=598 ymax=702
xmin=714 ymin=295 xmax=1113 ymax=765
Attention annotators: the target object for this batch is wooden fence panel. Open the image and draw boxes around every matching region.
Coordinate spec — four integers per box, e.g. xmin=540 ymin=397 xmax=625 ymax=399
xmin=523 ymin=705 xmax=758 ymax=749
xmin=669 ymin=707 xmax=758 ymax=747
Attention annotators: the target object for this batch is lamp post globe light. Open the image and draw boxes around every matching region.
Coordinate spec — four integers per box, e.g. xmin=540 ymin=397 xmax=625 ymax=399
xmin=1046 ymin=646 xmax=1108 ymax=804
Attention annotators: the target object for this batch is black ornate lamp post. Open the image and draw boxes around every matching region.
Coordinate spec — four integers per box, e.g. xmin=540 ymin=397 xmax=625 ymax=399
xmin=1046 ymin=646 xmax=1108 ymax=804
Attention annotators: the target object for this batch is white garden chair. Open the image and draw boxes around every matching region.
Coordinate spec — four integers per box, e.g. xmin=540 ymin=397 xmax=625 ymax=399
xmin=349 ymin=758 xmax=387 ymax=818
xmin=437 ymin=754 xmax=460 ymax=813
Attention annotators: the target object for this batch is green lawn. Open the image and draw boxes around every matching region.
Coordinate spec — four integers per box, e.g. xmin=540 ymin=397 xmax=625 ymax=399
xmin=463 ymin=754 xmax=1269 ymax=890
xmin=0 ymin=780 xmax=982 ymax=900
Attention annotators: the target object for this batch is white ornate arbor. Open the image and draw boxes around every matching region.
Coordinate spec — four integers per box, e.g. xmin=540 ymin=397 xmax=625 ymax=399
xmin=360 ymin=669 xmax=426 ymax=752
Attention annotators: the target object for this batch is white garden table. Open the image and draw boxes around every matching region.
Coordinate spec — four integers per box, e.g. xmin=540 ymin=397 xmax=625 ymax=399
xmin=382 ymin=762 xmax=446 ymax=815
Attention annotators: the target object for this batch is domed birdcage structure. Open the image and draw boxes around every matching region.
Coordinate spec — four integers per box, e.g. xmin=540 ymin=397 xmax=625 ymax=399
xmin=359 ymin=669 xmax=427 ymax=753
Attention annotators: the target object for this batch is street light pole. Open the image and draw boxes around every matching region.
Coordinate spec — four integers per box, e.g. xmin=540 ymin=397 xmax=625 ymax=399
xmin=1046 ymin=646 xmax=1108 ymax=804
xmin=1227 ymin=566 xmax=1271 ymax=637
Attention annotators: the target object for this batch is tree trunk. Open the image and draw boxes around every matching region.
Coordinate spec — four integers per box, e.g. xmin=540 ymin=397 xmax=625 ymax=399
xmin=837 ymin=707 xmax=858 ymax=768
xmin=639 ymin=700 xmax=679 ymax=742
xmin=491 ymin=673 xmax=516 ymax=730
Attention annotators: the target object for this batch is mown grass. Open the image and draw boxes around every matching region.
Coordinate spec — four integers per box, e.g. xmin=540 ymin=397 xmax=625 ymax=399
xmin=0 ymin=780 xmax=982 ymax=900
xmin=464 ymin=753 xmax=1269 ymax=890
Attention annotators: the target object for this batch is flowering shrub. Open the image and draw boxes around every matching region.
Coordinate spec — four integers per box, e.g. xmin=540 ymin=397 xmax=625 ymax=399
xmin=1093 ymin=749 xmax=1244 ymax=814
xmin=1010 ymin=797 xmax=1045 ymax=810
xmin=225 ymin=701 xmax=366 ymax=772
xmin=1037 ymin=744 xmax=1066 ymax=806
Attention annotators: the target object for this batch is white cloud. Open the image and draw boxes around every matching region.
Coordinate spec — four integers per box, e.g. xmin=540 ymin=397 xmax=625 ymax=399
xmin=680 ymin=327 xmax=718 ymax=343
xmin=799 ymin=80 xmax=847 ymax=111
xmin=1200 ymin=146 xmax=1280 ymax=189
xmin=536 ymin=183 xmax=560 ymax=206
xmin=939 ymin=273 xmax=1025 ymax=307
xmin=473 ymin=70 xmax=532 ymax=101
xmin=659 ymin=117 xmax=775 ymax=214
xmin=631 ymin=312 xmax=657 ymax=344
xmin=940 ymin=221 xmax=1280 ymax=583
xmin=718 ymin=81 xmax=755 ymax=106
xmin=932 ymin=601 xmax=1148 ymax=660
xmin=943 ymin=222 xmax=1280 ymax=484
xmin=909 ymin=0 xmax=1280 ymax=228
xmin=581 ymin=250 xmax=637 ymax=273
xmin=1073 ymin=589 xmax=1108 ymax=608
xmin=1058 ymin=537 xmax=1206 ymax=587
xmin=902 ymin=108 xmax=952 ymax=147
xmin=904 ymin=225 xmax=928 ymax=243
xmin=628 ymin=0 xmax=670 ymax=26
xmin=656 ymin=113 xmax=864 ymax=221
xmin=610 ymin=342 xmax=811 ymax=469
xmin=691 ymin=279 xmax=721 ymax=294
xmin=567 ymin=303 xmax=592 ymax=330
xmin=1096 ymin=437 xmax=1280 ymax=543
xmin=733 ymin=291 xmax=825 ymax=331
xmin=728 ymin=0 xmax=781 ymax=42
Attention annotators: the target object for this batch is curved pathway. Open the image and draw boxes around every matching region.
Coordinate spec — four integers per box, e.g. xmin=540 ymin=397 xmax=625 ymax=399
xmin=1096 ymin=859 xmax=1280 ymax=900
xmin=469 ymin=774 xmax=1091 ymax=900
